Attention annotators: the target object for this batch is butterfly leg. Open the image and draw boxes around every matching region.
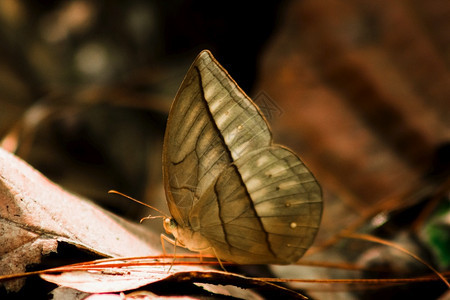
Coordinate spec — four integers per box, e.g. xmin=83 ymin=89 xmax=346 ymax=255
xmin=160 ymin=234 xmax=179 ymax=272
xmin=210 ymin=247 xmax=226 ymax=271
xmin=161 ymin=235 xmax=227 ymax=271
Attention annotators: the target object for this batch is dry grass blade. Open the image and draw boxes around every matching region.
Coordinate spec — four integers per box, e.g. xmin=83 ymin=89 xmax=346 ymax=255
xmin=341 ymin=232 xmax=450 ymax=288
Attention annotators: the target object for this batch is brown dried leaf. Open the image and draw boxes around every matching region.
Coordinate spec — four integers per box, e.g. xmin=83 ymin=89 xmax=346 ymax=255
xmin=0 ymin=147 xmax=160 ymax=292
xmin=41 ymin=264 xmax=203 ymax=294
xmin=41 ymin=265 xmax=304 ymax=299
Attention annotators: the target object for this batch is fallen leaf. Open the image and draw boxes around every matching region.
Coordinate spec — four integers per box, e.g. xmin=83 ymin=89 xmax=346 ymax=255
xmin=50 ymin=286 xmax=90 ymax=300
xmin=40 ymin=259 xmax=304 ymax=299
xmin=0 ymin=147 xmax=161 ymax=292
xmin=41 ymin=263 xmax=203 ymax=293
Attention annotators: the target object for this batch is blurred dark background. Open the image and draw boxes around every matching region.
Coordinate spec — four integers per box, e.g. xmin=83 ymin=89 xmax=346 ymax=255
xmin=0 ymin=0 xmax=287 ymax=216
xmin=0 ymin=1 xmax=449 ymax=298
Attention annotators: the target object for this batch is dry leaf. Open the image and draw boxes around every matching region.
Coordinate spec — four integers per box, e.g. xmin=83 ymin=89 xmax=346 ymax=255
xmin=50 ymin=287 xmax=90 ymax=300
xmin=0 ymin=147 xmax=161 ymax=292
xmin=41 ymin=262 xmax=203 ymax=294
xmin=40 ymin=262 xmax=304 ymax=299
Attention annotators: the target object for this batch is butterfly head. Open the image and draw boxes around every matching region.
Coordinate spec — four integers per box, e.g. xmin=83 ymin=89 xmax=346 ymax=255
xmin=163 ymin=216 xmax=216 ymax=253
xmin=163 ymin=217 xmax=187 ymax=248
xmin=163 ymin=217 xmax=177 ymax=234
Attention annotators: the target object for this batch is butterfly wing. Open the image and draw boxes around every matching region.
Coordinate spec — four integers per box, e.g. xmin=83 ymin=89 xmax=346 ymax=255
xmin=191 ymin=146 xmax=322 ymax=264
xmin=163 ymin=50 xmax=322 ymax=263
xmin=163 ymin=50 xmax=271 ymax=226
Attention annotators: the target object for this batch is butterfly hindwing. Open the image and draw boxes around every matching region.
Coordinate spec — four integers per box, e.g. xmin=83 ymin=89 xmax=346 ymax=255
xmin=192 ymin=146 xmax=322 ymax=264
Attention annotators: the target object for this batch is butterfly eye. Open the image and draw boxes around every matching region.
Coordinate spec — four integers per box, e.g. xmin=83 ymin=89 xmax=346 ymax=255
xmin=163 ymin=218 xmax=177 ymax=234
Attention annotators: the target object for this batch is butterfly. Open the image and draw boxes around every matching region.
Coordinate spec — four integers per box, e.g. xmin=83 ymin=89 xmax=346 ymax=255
xmin=162 ymin=50 xmax=322 ymax=264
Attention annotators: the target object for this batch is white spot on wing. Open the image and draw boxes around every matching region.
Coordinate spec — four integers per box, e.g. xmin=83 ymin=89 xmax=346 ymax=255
xmin=240 ymin=168 xmax=251 ymax=181
xmin=232 ymin=141 xmax=249 ymax=158
xmin=204 ymin=84 xmax=216 ymax=99
xmin=225 ymin=127 xmax=240 ymax=144
xmin=246 ymin=177 xmax=261 ymax=192
xmin=209 ymin=97 xmax=222 ymax=112
xmin=278 ymin=181 xmax=298 ymax=190
xmin=255 ymin=201 xmax=275 ymax=215
xmin=252 ymin=186 xmax=271 ymax=199
xmin=257 ymin=155 xmax=270 ymax=167
xmin=216 ymin=111 xmax=229 ymax=128
xmin=268 ymin=165 xmax=287 ymax=177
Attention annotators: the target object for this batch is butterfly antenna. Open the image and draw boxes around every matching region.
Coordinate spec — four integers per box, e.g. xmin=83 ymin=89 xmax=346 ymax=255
xmin=140 ymin=215 xmax=165 ymax=223
xmin=108 ymin=190 xmax=169 ymax=218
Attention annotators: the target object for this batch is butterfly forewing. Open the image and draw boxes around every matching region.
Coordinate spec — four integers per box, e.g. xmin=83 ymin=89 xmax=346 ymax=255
xmin=164 ymin=51 xmax=271 ymax=225
xmin=195 ymin=52 xmax=272 ymax=159
xmin=163 ymin=50 xmax=322 ymax=264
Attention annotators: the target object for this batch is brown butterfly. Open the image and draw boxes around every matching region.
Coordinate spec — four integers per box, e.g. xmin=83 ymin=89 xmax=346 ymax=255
xmin=162 ymin=50 xmax=322 ymax=264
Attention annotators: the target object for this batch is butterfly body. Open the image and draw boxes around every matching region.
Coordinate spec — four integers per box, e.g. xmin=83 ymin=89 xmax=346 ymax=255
xmin=163 ymin=50 xmax=322 ymax=264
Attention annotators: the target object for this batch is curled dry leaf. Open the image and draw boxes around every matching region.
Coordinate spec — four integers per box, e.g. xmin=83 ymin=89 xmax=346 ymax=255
xmin=41 ymin=264 xmax=201 ymax=294
xmin=0 ymin=147 xmax=161 ymax=292
xmin=41 ymin=263 xmax=305 ymax=299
